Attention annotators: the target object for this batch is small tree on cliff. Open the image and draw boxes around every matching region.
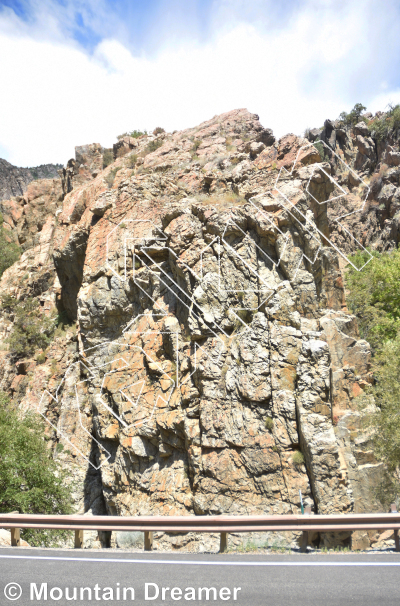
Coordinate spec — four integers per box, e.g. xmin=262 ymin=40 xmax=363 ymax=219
xmin=0 ymin=392 xmax=72 ymax=546
xmin=338 ymin=102 xmax=367 ymax=126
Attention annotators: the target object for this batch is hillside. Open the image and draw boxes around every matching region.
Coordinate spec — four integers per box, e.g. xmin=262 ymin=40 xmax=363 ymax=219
xmin=0 ymin=107 xmax=399 ymax=551
xmin=0 ymin=158 xmax=62 ymax=202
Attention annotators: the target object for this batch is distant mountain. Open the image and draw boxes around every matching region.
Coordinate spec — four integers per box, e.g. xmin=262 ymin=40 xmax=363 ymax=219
xmin=0 ymin=158 xmax=63 ymax=202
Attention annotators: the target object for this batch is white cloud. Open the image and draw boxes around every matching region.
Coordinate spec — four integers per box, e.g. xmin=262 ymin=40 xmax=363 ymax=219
xmin=0 ymin=0 xmax=399 ymax=166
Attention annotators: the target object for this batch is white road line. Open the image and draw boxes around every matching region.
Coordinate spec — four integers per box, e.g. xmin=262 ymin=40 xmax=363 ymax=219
xmin=0 ymin=555 xmax=399 ymax=566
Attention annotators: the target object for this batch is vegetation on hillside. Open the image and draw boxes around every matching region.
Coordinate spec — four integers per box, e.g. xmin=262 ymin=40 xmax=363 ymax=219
xmin=0 ymin=391 xmax=72 ymax=546
xmin=117 ymin=129 xmax=148 ymax=140
xmin=346 ymin=249 xmax=400 ymax=349
xmin=346 ymin=248 xmax=400 ymax=503
xmin=0 ymin=213 xmax=21 ymax=278
xmin=102 ymin=149 xmax=114 ymax=168
xmin=338 ymin=103 xmax=367 ymax=127
xmin=145 ymin=139 xmax=164 ymax=154
xmin=336 ymin=101 xmax=400 ymax=142
xmin=1 ymin=295 xmax=57 ymax=357
xmin=368 ymin=103 xmax=400 ymax=142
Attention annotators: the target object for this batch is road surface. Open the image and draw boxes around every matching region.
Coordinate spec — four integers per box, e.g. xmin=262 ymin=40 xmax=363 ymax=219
xmin=0 ymin=548 xmax=399 ymax=605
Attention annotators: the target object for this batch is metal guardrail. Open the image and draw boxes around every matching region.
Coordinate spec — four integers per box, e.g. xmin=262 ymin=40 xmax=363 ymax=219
xmin=1 ymin=506 xmax=399 ymax=552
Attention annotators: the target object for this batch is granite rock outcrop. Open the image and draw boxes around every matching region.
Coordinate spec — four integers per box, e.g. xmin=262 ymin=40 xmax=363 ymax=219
xmin=1 ymin=107 xmax=399 ymax=551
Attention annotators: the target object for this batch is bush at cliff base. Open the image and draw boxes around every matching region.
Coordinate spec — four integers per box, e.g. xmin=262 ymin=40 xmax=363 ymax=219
xmin=347 ymin=248 xmax=400 ymax=504
xmin=0 ymin=391 xmax=72 ymax=546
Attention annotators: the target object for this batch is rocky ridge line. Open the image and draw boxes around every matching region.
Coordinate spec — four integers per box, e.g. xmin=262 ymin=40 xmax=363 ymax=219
xmin=0 ymin=158 xmax=62 ymax=203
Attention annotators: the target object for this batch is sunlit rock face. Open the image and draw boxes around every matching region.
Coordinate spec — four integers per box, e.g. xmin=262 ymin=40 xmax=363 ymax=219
xmin=3 ymin=107 xmax=398 ymax=551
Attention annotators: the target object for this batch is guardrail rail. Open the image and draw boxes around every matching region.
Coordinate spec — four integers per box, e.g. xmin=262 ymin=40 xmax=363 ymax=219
xmin=1 ymin=505 xmax=399 ymax=552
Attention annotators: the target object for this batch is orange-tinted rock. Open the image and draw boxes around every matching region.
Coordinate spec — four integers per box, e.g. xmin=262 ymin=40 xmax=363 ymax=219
xmin=2 ymin=107 xmax=399 ymax=551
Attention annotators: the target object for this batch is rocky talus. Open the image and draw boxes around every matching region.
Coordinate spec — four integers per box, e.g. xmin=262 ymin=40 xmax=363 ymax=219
xmin=1 ymin=108 xmax=400 ymax=551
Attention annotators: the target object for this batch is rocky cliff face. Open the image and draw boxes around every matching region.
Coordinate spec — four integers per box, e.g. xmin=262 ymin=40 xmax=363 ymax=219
xmin=1 ymin=108 xmax=399 ymax=551
xmin=0 ymin=158 xmax=62 ymax=202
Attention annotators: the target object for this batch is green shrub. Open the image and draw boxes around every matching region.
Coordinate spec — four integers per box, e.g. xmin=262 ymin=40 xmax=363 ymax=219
xmin=346 ymin=248 xmax=400 ymax=349
xmin=346 ymin=247 xmax=400 ymax=502
xmin=56 ymin=309 xmax=72 ymax=328
xmin=0 ymin=215 xmax=21 ymax=278
xmin=265 ymin=417 xmax=274 ymax=431
xmin=314 ymin=140 xmax=327 ymax=162
xmin=368 ymin=104 xmax=400 ymax=142
xmin=338 ymin=102 xmax=367 ymax=126
xmin=153 ymin=127 xmax=165 ymax=135
xmin=145 ymin=139 xmax=164 ymax=154
xmin=102 ymin=149 xmax=114 ymax=169
xmin=127 ymin=154 xmax=137 ymax=168
xmin=292 ymin=450 xmax=305 ymax=467
xmin=117 ymin=129 xmax=148 ymax=140
xmin=192 ymin=139 xmax=201 ymax=152
xmin=1 ymin=295 xmax=56 ymax=357
xmin=0 ymin=391 xmax=72 ymax=546
xmin=130 ymin=129 xmax=148 ymax=138
xmin=36 ymin=352 xmax=46 ymax=364
xmin=356 ymin=338 xmax=400 ymax=504
xmin=105 ymin=167 xmax=121 ymax=188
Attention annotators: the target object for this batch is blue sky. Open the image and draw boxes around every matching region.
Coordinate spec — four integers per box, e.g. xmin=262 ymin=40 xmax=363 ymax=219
xmin=1 ymin=0 xmax=400 ymax=166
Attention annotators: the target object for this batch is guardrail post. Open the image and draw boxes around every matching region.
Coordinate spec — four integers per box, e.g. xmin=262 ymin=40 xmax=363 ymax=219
xmin=390 ymin=504 xmax=400 ymax=552
xmin=11 ymin=528 xmax=20 ymax=547
xmin=220 ymin=532 xmax=228 ymax=553
xmin=300 ymin=505 xmax=312 ymax=552
xmin=74 ymin=530 xmax=84 ymax=549
xmin=144 ymin=531 xmax=153 ymax=551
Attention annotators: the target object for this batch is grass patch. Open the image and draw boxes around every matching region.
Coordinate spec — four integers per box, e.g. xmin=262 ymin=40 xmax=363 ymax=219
xmin=191 ymin=139 xmax=201 ymax=152
xmin=126 ymin=154 xmax=137 ymax=168
xmin=292 ymin=450 xmax=305 ymax=467
xmin=105 ymin=167 xmax=121 ymax=188
xmin=36 ymin=352 xmax=46 ymax=365
xmin=264 ymin=417 xmax=274 ymax=432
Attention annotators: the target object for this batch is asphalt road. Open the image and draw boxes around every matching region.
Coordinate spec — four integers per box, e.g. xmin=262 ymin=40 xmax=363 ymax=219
xmin=0 ymin=548 xmax=399 ymax=606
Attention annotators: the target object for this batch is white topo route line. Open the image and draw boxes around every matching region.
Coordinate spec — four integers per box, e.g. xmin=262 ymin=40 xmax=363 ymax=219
xmin=37 ymin=138 xmax=376 ymax=467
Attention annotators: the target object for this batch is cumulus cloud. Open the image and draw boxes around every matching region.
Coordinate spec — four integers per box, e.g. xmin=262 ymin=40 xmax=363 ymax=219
xmin=0 ymin=0 xmax=399 ymax=166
